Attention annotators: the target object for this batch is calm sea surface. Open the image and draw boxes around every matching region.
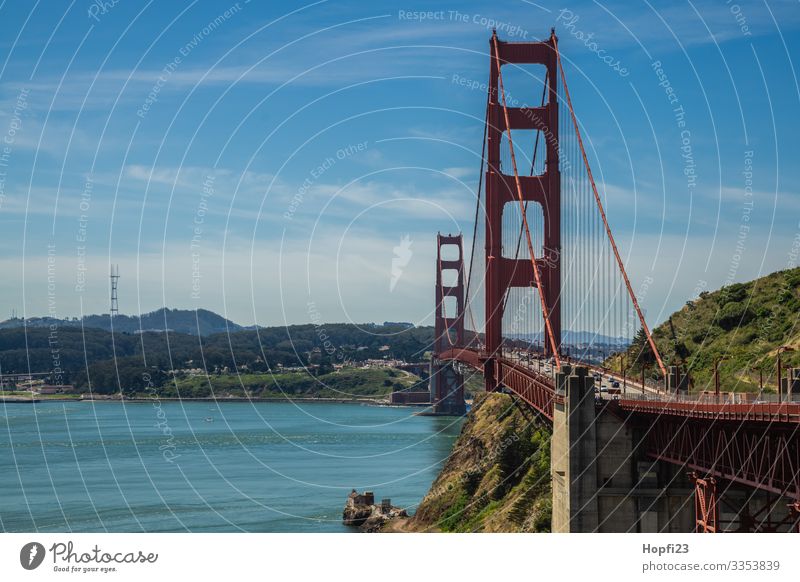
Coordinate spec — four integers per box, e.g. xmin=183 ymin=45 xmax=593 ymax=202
xmin=0 ymin=401 xmax=463 ymax=532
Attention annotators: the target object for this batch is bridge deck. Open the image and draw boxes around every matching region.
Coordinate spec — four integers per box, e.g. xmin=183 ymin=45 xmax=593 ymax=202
xmin=437 ymin=347 xmax=800 ymax=501
xmin=438 ymin=347 xmax=800 ymax=425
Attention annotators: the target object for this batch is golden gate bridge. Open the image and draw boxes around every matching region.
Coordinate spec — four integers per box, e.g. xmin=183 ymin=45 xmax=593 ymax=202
xmin=428 ymin=29 xmax=800 ymax=533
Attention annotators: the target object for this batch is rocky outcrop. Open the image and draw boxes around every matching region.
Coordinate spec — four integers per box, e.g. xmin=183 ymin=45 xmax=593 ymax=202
xmin=385 ymin=392 xmax=552 ymax=532
xmin=342 ymin=490 xmax=408 ymax=532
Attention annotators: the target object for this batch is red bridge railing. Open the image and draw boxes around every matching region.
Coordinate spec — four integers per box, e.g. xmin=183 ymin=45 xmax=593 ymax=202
xmin=618 ymin=397 xmax=800 ymax=424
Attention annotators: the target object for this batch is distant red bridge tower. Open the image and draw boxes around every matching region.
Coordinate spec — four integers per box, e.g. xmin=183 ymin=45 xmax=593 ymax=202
xmin=430 ymin=233 xmax=466 ymax=415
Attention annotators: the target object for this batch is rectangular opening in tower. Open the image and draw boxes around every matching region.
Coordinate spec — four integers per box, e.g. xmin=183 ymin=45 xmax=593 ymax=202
xmin=497 ymin=63 xmax=549 ymax=107
xmin=442 ymin=295 xmax=457 ymax=321
xmin=440 ymin=268 xmax=459 ymax=287
xmin=501 ymin=200 xmax=545 ymax=260
xmin=501 ymin=286 xmax=545 ymax=358
xmin=499 ymin=130 xmax=547 ymax=178
xmin=439 ymin=243 xmax=460 ymax=261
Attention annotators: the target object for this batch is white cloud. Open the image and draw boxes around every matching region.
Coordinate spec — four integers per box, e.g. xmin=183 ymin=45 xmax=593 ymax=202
xmin=442 ymin=166 xmax=474 ymax=179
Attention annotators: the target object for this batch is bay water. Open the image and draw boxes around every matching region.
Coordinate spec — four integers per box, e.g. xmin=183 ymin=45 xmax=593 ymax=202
xmin=0 ymin=401 xmax=462 ymax=532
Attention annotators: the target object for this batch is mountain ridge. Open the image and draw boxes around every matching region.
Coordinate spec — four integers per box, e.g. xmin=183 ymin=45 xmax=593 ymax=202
xmin=0 ymin=307 xmax=243 ymax=336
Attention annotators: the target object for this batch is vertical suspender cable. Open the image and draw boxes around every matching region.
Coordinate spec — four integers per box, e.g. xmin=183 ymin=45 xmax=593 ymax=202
xmin=554 ymin=36 xmax=666 ymax=378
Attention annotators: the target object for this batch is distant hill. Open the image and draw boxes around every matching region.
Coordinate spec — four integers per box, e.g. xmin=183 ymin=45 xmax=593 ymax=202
xmin=0 ymin=308 xmax=243 ymax=336
xmin=610 ymin=267 xmax=800 ymax=392
xmin=0 ymin=322 xmax=435 ymax=395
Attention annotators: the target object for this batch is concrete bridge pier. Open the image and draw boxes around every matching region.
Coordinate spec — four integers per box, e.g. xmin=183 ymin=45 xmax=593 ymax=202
xmin=551 ymin=365 xmax=694 ymax=532
xmin=551 ymin=365 xmax=597 ymax=532
xmin=429 ymin=360 xmax=466 ymax=416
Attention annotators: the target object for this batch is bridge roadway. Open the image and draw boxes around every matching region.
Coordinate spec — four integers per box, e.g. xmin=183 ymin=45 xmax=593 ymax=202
xmin=438 ymin=346 xmax=800 ymax=424
xmin=437 ymin=346 xmax=800 ymax=507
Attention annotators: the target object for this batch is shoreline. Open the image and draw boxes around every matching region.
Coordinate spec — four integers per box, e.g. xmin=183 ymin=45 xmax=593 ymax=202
xmin=1 ymin=394 xmax=433 ymax=407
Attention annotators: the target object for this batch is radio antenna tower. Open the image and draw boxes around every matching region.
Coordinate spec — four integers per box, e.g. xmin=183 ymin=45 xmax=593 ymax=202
xmin=110 ymin=264 xmax=120 ymax=317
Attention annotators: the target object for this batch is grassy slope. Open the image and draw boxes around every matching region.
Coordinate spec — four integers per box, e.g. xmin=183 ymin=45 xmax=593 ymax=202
xmin=609 ymin=267 xmax=800 ymax=392
xmin=391 ymin=393 xmax=551 ymax=532
xmin=160 ymin=367 xmax=423 ymax=399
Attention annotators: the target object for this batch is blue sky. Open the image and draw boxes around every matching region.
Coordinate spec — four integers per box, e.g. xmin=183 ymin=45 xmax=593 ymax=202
xmin=0 ymin=0 xmax=798 ymax=329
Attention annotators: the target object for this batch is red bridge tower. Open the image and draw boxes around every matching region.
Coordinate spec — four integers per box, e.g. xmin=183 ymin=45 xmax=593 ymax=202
xmin=484 ymin=31 xmax=561 ymax=391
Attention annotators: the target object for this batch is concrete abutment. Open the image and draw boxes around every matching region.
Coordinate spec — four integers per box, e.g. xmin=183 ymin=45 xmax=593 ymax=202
xmin=551 ymin=365 xmax=693 ymax=532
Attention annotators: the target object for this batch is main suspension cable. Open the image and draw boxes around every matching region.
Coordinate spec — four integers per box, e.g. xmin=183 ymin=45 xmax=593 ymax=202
xmin=463 ymin=86 xmax=490 ymax=342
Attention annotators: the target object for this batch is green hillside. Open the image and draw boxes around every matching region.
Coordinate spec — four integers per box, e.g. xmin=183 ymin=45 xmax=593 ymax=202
xmin=163 ymin=367 xmax=422 ymax=399
xmin=387 ymin=393 xmax=552 ymax=532
xmin=609 ymin=267 xmax=800 ymax=393
xmin=0 ymin=322 xmax=435 ymax=395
